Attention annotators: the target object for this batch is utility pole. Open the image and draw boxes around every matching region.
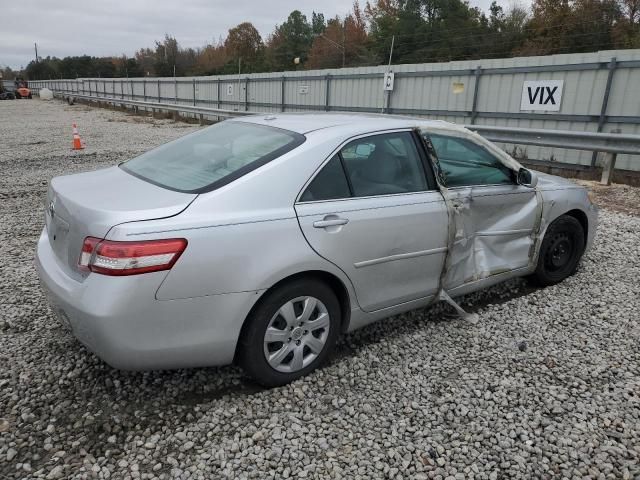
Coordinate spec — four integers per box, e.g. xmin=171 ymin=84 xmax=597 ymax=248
xmin=342 ymin=27 xmax=345 ymax=68
xmin=382 ymin=36 xmax=395 ymax=114
xmin=237 ymin=57 xmax=242 ymax=111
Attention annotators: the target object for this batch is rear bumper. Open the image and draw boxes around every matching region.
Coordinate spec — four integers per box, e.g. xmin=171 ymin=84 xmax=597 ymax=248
xmin=35 ymin=228 xmax=261 ymax=370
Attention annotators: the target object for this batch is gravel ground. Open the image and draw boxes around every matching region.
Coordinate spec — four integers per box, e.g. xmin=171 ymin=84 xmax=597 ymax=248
xmin=576 ymin=180 xmax=640 ymax=217
xmin=1 ymin=99 xmax=639 ymax=480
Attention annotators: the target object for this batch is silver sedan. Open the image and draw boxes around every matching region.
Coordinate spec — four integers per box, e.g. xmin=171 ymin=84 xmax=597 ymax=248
xmin=36 ymin=114 xmax=597 ymax=386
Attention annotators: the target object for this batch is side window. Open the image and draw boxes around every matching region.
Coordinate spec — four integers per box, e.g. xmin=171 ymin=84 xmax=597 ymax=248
xmin=340 ymin=132 xmax=428 ymax=197
xmin=427 ymin=133 xmax=513 ymax=187
xmin=300 ymin=155 xmax=351 ymax=202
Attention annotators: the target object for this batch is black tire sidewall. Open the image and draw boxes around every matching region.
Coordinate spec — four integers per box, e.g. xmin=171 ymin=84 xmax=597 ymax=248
xmin=534 ymin=215 xmax=585 ymax=286
xmin=240 ymin=279 xmax=341 ymax=387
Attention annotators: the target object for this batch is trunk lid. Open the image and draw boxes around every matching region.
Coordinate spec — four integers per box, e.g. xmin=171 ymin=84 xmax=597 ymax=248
xmin=45 ymin=166 xmax=197 ymax=278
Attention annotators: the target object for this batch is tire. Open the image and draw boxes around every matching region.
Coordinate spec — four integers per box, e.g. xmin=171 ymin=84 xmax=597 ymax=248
xmin=28 ymin=93 xmax=32 ymax=99
xmin=14 ymin=92 xmax=20 ymax=99
xmin=530 ymin=215 xmax=585 ymax=286
xmin=239 ymin=279 xmax=341 ymax=387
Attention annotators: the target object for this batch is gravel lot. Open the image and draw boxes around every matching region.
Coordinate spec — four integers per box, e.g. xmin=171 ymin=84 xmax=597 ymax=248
xmin=1 ymin=99 xmax=639 ymax=480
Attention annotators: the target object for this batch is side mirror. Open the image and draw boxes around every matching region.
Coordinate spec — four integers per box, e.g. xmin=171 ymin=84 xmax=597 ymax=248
xmin=517 ymin=168 xmax=538 ymax=188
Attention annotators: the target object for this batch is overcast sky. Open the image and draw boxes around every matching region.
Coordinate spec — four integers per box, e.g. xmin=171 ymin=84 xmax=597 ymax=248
xmin=0 ymin=0 xmax=531 ymax=69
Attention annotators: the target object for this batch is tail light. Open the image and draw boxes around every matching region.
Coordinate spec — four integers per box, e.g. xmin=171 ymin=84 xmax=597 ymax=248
xmin=78 ymin=237 xmax=187 ymax=276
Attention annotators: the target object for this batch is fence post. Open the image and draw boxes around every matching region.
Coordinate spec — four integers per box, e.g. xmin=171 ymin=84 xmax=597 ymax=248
xmin=325 ymin=74 xmax=331 ymax=112
xmin=281 ymin=76 xmax=286 ymax=112
xmin=591 ymin=57 xmax=618 ymax=167
xmin=174 ymin=77 xmax=178 ymax=104
xmin=245 ymin=77 xmax=249 ymax=111
xmin=470 ymin=66 xmax=482 ymax=125
xmin=600 ymin=128 xmax=621 ymax=185
xmin=157 ymin=79 xmax=161 ymax=103
xmin=143 ymin=79 xmax=147 ymax=102
xmin=192 ymin=78 xmax=196 ymax=106
xmin=217 ymin=79 xmax=221 ymax=110
xmin=88 ymin=81 xmax=92 ymax=97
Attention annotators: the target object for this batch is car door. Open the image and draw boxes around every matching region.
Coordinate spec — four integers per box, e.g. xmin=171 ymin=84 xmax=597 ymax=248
xmin=422 ymin=130 xmax=542 ymax=292
xmin=295 ymin=130 xmax=449 ymax=312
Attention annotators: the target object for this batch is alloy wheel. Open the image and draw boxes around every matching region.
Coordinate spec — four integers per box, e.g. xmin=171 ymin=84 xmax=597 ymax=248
xmin=263 ymin=296 xmax=331 ymax=373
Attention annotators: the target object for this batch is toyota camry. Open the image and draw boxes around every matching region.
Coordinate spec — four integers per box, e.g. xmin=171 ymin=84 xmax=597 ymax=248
xmin=36 ymin=114 xmax=597 ymax=386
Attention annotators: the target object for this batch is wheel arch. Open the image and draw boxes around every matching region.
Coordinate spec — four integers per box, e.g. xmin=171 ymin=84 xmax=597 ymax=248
xmin=564 ymin=208 xmax=589 ymax=239
xmin=233 ymin=270 xmax=352 ymax=362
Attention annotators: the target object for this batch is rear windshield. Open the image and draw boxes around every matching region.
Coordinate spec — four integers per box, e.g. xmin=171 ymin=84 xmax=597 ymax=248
xmin=120 ymin=121 xmax=305 ymax=193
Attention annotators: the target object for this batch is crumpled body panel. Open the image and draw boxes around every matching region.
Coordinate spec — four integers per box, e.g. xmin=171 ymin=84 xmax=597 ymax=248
xmin=441 ymin=185 xmax=542 ymax=291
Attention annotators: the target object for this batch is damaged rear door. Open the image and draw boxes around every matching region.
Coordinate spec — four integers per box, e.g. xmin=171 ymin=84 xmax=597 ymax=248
xmin=420 ymin=129 xmax=542 ymax=293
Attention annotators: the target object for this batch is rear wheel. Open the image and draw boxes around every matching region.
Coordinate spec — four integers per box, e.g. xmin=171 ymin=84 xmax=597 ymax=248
xmin=28 ymin=93 xmax=32 ymax=99
xmin=239 ymin=279 xmax=340 ymax=387
xmin=531 ymin=215 xmax=585 ymax=286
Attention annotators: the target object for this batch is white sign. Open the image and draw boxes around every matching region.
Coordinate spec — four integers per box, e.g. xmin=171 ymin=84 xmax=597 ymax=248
xmin=383 ymin=71 xmax=395 ymax=91
xmin=298 ymin=85 xmax=309 ymax=95
xmin=226 ymin=84 xmax=234 ymax=96
xmin=520 ymin=80 xmax=564 ymax=111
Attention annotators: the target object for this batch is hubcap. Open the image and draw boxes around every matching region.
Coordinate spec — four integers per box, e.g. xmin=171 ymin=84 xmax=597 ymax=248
xmin=263 ymin=296 xmax=330 ymax=373
xmin=545 ymin=232 xmax=574 ymax=272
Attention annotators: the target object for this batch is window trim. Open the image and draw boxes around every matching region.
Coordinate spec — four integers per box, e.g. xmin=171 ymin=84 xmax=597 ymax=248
xmin=422 ymin=132 xmax=516 ymax=189
xmin=296 ymin=128 xmax=438 ymax=204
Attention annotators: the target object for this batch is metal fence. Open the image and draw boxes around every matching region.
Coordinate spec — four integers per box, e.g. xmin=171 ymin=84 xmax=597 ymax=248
xmin=29 ymin=48 xmax=640 ymax=171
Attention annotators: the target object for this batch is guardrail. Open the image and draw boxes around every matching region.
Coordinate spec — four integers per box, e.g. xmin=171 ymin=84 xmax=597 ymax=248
xmin=56 ymin=92 xmax=252 ymax=121
xmin=464 ymin=125 xmax=637 ymax=185
xmin=44 ymin=89 xmax=640 ymax=186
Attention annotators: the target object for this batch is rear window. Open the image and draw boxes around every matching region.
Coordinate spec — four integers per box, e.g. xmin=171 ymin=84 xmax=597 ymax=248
xmin=120 ymin=121 xmax=305 ymax=193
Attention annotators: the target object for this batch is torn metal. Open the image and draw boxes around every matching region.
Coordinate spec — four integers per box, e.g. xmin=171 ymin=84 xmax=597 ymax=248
xmin=415 ymin=125 xmax=545 ymax=318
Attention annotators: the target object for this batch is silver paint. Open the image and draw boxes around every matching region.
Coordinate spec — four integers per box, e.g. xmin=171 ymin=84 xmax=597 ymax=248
xmin=35 ymin=114 xmax=597 ymax=371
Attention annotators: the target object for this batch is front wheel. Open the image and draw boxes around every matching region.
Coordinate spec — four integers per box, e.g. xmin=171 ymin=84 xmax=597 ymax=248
xmin=239 ymin=279 xmax=341 ymax=387
xmin=530 ymin=215 xmax=585 ymax=286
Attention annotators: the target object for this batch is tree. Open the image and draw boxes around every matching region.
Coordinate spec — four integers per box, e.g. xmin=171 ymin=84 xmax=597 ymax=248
xmin=193 ymin=39 xmax=228 ymax=75
xmin=154 ymin=35 xmax=180 ymax=76
xmin=135 ymin=48 xmax=156 ymax=76
xmin=1 ymin=66 xmax=18 ymax=80
xmin=520 ymin=0 xmax=573 ymax=55
xmin=365 ymin=0 xmax=401 ymax=63
xmin=266 ymin=11 xmax=313 ymax=70
xmin=225 ymin=22 xmax=264 ymax=72
xmin=312 ymin=11 xmax=327 ymax=34
xmin=307 ymin=2 xmax=372 ymax=69
xmin=113 ymin=56 xmax=144 ymax=78
xmin=569 ymin=0 xmax=620 ymax=52
xmin=613 ymin=0 xmax=640 ymax=47
xmin=522 ymin=0 xmax=621 ymax=55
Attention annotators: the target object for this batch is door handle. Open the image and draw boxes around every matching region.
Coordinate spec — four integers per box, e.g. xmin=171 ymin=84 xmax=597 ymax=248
xmin=313 ymin=217 xmax=349 ymax=228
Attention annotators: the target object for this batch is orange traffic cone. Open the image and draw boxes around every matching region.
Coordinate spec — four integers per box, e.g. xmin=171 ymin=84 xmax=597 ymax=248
xmin=72 ymin=123 xmax=84 ymax=150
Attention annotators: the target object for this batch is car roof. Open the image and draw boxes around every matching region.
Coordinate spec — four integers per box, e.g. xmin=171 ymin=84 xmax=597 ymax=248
xmin=230 ymin=112 xmax=464 ymax=135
